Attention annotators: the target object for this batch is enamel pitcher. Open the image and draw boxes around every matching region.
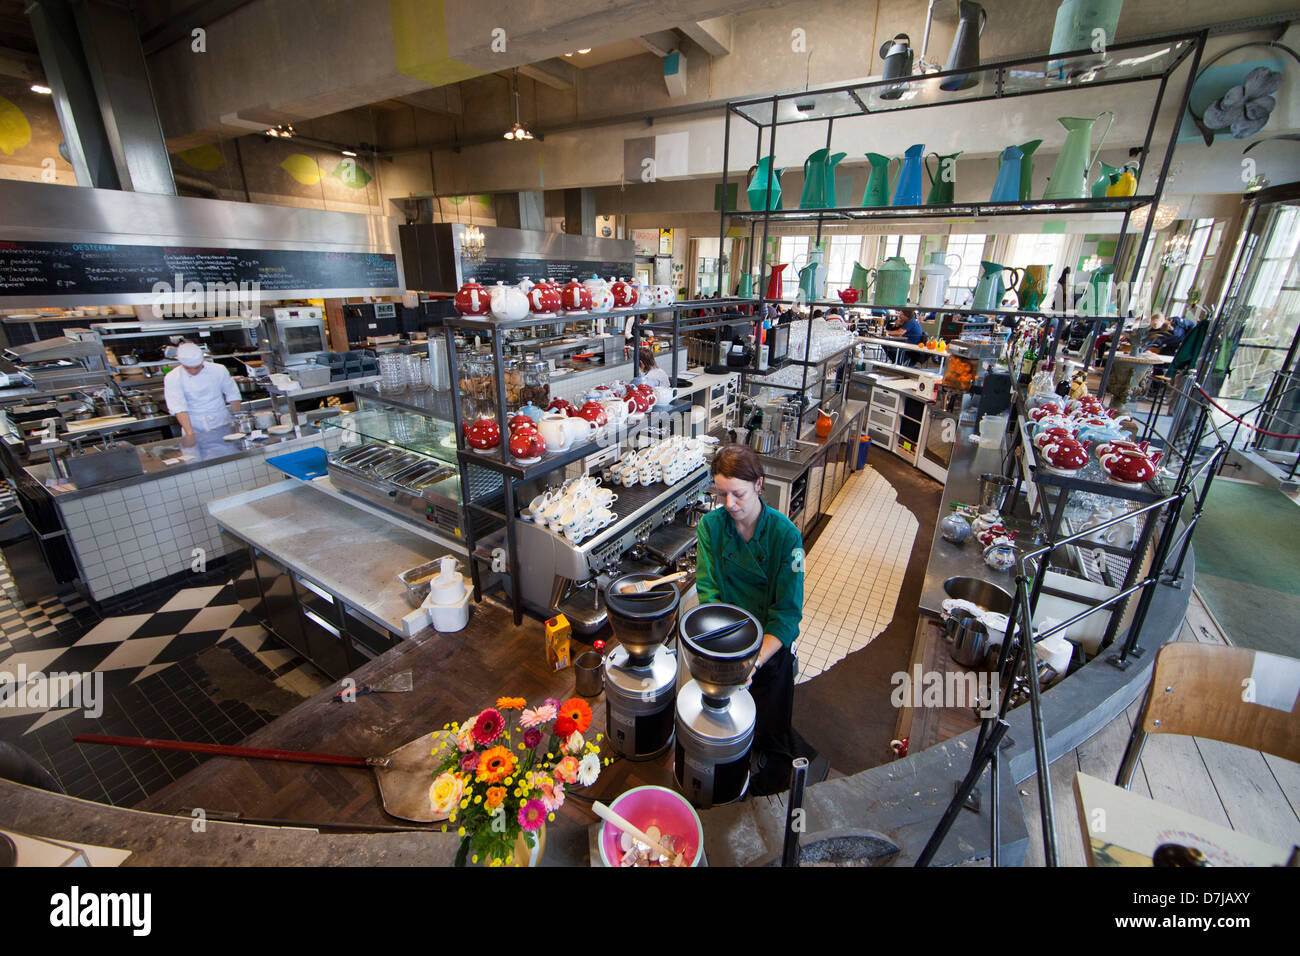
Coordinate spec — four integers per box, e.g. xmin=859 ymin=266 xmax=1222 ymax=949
xmin=990 ymin=146 xmax=1023 ymax=202
xmin=1048 ymin=0 xmax=1125 ymax=78
xmin=891 ymin=144 xmax=926 ymax=206
xmin=747 ymin=157 xmax=784 ymax=211
xmin=1087 ymin=265 xmax=1115 ymax=315
xmin=1011 ymin=140 xmax=1041 ymax=201
xmin=940 ymin=1 xmax=987 ymax=91
xmin=797 ymin=250 xmax=825 ymax=303
xmin=1043 ymin=112 xmax=1114 ymax=200
xmin=765 ymin=263 xmax=788 ymax=301
xmin=971 ymin=261 xmax=1023 ymax=311
xmin=918 ymin=251 xmax=963 ymax=309
xmin=800 ymin=148 xmax=847 ymax=209
xmin=925 ymin=151 xmax=962 ymax=204
xmin=1017 ymin=265 xmax=1051 ymax=312
xmin=1091 ymin=160 xmax=1122 ymax=198
xmin=870 ymin=256 xmax=912 ymax=308
xmin=861 ymin=152 xmax=899 ymax=207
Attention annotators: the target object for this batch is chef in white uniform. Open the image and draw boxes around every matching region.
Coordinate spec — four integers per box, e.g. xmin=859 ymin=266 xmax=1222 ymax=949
xmin=163 ymin=342 xmax=242 ymax=445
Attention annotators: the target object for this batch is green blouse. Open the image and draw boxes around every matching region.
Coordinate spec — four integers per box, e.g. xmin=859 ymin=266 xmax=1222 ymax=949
xmin=695 ymin=502 xmax=804 ymax=649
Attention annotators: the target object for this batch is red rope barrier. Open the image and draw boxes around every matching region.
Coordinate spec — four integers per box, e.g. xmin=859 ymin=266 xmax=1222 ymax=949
xmin=1193 ymin=382 xmax=1300 ymax=440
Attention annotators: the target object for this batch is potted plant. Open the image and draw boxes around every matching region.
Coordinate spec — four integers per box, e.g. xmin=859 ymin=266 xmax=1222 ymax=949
xmin=429 ymin=695 xmax=606 ymax=866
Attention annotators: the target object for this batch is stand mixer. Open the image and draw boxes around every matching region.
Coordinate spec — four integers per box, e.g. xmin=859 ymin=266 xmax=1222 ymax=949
xmin=674 ymin=603 xmax=762 ymax=808
xmin=602 ymin=573 xmax=681 ymax=760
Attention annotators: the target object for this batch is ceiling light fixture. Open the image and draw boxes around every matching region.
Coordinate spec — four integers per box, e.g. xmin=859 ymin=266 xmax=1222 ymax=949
xmin=503 ymin=68 xmax=534 ymax=142
xmin=577 ymin=48 xmax=591 ymax=54
xmin=264 ymin=124 xmax=296 ymax=139
xmin=341 ymin=149 xmax=357 ymax=157
xmin=30 ymin=84 xmax=52 ymax=95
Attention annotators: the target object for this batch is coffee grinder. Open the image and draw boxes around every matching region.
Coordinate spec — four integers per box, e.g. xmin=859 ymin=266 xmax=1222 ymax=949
xmin=601 ymin=573 xmax=680 ymax=760
xmin=674 ymin=603 xmax=762 ymax=808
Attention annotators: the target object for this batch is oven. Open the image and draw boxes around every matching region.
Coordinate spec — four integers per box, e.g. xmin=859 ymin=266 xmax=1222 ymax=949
xmin=263 ymin=307 xmax=329 ymax=366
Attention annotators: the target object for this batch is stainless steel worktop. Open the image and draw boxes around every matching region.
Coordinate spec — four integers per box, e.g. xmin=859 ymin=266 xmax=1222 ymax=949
xmin=758 ymin=400 xmax=867 ymax=481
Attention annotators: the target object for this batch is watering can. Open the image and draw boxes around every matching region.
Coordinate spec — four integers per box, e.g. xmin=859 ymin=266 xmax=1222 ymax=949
xmin=891 ymin=144 xmax=926 ymax=206
xmin=1091 ymin=160 xmax=1122 ymax=198
xmin=925 ymin=151 xmax=962 ymax=204
xmin=1048 ymin=0 xmax=1125 ymax=78
xmin=747 ymin=157 xmax=784 ymax=211
xmin=799 ymin=148 xmax=847 ymax=209
xmin=940 ymin=1 xmax=987 ymax=92
xmin=879 ymin=34 xmax=914 ymax=100
xmin=861 ymin=152 xmax=899 ymax=207
xmin=990 ymin=146 xmax=1023 ymax=202
xmin=1043 ymin=112 xmax=1114 ymax=200
xmin=869 ymin=256 xmax=912 ymax=308
xmin=971 ymin=261 xmax=1023 ymax=311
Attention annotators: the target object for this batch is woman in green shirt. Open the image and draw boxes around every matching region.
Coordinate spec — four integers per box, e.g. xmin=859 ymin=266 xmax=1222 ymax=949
xmin=695 ymin=444 xmax=805 ymax=795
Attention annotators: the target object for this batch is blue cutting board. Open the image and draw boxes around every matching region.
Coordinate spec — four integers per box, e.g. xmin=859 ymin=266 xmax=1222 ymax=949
xmin=266 ymin=447 xmax=329 ymax=481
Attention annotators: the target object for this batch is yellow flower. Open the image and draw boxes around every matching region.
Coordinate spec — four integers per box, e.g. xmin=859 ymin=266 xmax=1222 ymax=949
xmin=428 ymin=772 xmax=465 ymax=816
xmin=458 ymin=827 xmax=466 ymax=837
xmin=472 ymin=855 xmax=478 ymax=863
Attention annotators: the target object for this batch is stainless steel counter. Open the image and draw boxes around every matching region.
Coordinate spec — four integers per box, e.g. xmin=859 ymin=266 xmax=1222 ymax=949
xmin=758 ymin=399 xmax=867 ymax=481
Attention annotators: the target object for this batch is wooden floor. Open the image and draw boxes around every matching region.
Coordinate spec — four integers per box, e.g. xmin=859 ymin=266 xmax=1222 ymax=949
xmin=1018 ymin=588 xmax=1300 ymax=866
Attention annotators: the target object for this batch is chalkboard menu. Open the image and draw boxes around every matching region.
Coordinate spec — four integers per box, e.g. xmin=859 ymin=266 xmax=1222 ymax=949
xmin=0 ymin=239 xmax=399 ymax=297
xmin=463 ymin=257 xmax=634 ymax=287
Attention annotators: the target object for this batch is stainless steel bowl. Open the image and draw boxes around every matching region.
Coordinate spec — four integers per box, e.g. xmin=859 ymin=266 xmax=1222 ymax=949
xmin=678 ymin=603 xmax=762 ymax=703
xmin=942 ymin=576 xmax=1013 ymax=615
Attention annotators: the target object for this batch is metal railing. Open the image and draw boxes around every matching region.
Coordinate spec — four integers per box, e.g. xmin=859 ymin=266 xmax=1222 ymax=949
xmin=917 ymin=384 xmax=1227 ymax=867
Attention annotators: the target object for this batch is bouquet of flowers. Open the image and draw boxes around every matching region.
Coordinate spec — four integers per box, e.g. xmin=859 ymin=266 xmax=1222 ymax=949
xmin=429 ymin=695 xmax=605 ymax=866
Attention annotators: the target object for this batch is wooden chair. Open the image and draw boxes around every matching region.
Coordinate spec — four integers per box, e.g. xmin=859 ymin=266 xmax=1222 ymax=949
xmin=1116 ymin=642 xmax=1300 ymax=788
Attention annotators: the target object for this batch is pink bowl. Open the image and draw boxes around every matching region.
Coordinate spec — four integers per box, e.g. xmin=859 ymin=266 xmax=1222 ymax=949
xmin=597 ymin=786 xmax=703 ymax=867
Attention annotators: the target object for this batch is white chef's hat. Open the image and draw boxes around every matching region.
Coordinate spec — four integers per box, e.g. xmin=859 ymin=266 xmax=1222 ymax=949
xmin=176 ymin=343 xmax=205 ymax=367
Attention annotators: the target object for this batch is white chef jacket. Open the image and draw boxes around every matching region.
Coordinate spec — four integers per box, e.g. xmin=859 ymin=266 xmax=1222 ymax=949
xmin=163 ymin=362 xmax=241 ymax=432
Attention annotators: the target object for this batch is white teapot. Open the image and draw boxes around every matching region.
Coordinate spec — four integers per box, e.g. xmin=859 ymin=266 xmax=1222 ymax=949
xmin=490 ymin=281 xmax=529 ymax=321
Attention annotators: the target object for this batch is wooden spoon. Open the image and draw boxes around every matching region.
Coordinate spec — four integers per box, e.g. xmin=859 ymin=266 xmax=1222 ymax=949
xmin=619 ymin=571 xmax=688 ymax=594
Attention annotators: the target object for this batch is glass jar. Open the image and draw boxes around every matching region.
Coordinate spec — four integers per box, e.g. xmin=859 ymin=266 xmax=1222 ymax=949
xmin=521 ymin=357 xmax=550 ymax=410
xmin=502 ymin=356 xmax=523 ymax=411
xmin=378 ymin=352 xmax=406 ymax=391
xmin=463 ymin=351 xmax=497 ymax=421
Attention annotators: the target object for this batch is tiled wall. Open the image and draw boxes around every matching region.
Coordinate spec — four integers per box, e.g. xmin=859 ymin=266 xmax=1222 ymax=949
xmin=54 ymin=432 xmax=345 ymax=603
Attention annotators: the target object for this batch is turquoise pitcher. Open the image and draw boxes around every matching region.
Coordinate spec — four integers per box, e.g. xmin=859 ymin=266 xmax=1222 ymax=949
xmin=971 ymin=261 xmax=1023 ymax=310
xmin=747 ymin=157 xmax=784 ymax=211
xmin=737 ymin=273 xmax=755 ymax=298
xmin=1091 ymin=160 xmax=1121 ymax=198
xmin=797 ymin=252 xmax=825 ymax=303
xmin=1043 ymin=112 xmax=1114 ymax=200
xmin=861 ymin=152 xmax=898 ymax=207
xmin=1014 ymin=140 xmax=1041 ymax=201
xmin=799 ymin=148 xmax=847 ymax=208
xmin=925 ymin=151 xmax=963 ymax=204
xmin=871 ymin=256 xmax=912 ymax=307
xmin=1087 ymin=265 xmax=1115 ymax=315
xmin=891 ymin=144 xmax=926 ymax=206
xmin=1048 ymin=0 xmax=1125 ymax=78
xmin=990 ymin=146 xmax=1022 ymax=202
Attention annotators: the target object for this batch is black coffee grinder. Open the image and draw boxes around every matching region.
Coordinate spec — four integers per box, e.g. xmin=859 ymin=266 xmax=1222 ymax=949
xmin=602 ymin=573 xmax=680 ymax=760
xmin=674 ymin=603 xmax=762 ymax=808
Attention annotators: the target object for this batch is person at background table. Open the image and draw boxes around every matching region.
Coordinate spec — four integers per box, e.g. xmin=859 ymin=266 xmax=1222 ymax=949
xmin=884 ymin=309 xmax=923 ymax=365
xmin=695 ymin=443 xmax=809 ymax=796
xmin=636 ymin=346 xmax=671 ymax=389
xmin=163 ymin=342 xmax=242 ymax=446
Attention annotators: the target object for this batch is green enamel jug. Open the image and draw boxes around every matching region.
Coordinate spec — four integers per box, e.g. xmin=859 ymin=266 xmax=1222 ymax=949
xmin=1048 ymin=0 xmax=1125 ymax=78
xmin=1043 ymin=112 xmax=1114 ymax=200
xmin=737 ymin=273 xmax=755 ymax=298
xmin=747 ymin=157 xmax=784 ymax=211
xmin=1088 ymin=265 xmax=1115 ymax=315
xmin=1014 ymin=140 xmax=1041 ymax=201
xmin=800 ymin=148 xmax=847 ymax=208
xmin=861 ymin=152 xmax=899 ymax=207
xmin=971 ymin=260 xmax=1023 ymax=310
xmin=1091 ymin=160 xmax=1121 ymax=198
xmin=872 ymin=256 xmax=912 ymax=307
xmin=925 ymin=151 xmax=963 ymax=204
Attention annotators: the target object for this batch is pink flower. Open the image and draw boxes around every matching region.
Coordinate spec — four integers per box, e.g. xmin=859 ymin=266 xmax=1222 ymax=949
xmin=523 ymin=727 xmax=543 ymax=749
xmin=517 ymin=798 xmax=546 ymax=832
xmin=459 ymin=751 xmax=480 ymax=772
xmin=472 ymin=708 xmax=504 ymax=745
xmin=519 ymin=704 xmax=557 ymax=729
xmin=554 ymin=755 xmax=580 ymax=784
xmin=540 ymin=780 xmax=565 ymax=813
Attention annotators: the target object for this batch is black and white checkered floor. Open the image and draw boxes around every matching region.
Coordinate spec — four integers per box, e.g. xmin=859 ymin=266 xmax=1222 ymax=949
xmin=0 ymin=543 xmax=328 ymax=807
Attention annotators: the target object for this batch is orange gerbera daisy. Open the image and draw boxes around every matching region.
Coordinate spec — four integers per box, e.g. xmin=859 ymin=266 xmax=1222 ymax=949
xmin=475 ymin=745 xmax=517 ymax=784
xmin=496 ymin=696 xmax=527 ymax=710
xmin=485 ymin=785 xmax=507 ymax=810
xmin=558 ymin=697 xmax=592 ymax=734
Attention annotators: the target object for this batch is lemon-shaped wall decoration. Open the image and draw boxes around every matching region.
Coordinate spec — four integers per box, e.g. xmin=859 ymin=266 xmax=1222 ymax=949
xmin=177 ymin=144 xmax=225 ymax=171
xmin=331 ymin=158 xmax=371 ymax=189
xmin=281 ymin=153 xmax=323 ymax=185
xmin=0 ymin=96 xmax=33 ymax=155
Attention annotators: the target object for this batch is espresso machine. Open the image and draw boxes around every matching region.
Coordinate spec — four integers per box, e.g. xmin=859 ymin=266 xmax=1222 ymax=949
xmin=601 ymin=573 xmax=680 ymax=760
xmin=674 ymin=603 xmax=762 ymax=808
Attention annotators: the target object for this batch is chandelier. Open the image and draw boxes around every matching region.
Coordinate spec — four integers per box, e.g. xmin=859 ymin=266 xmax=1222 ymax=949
xmin=462 ymin=223 xmax=486 ymax=264
xmin=503 ymin=69 xmax=534 ymax=141
xmin=1129 ymin=203 xmax=1180 ymax=231
xmin=1160 ymin=232 xmax=1190 ymax=268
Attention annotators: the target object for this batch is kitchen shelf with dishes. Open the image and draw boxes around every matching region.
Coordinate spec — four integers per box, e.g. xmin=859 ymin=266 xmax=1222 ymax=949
xmin=723 ymin=195 xmax=1157 ymax=225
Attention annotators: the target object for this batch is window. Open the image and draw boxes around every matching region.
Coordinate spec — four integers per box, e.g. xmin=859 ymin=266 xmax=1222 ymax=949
xmin=882 ymin=234 xmax=923 ymax=270
xmin=1163 ymin=218 xmax=1215 ymax=319
xmin=944 ymin=234 xmax=987 ymax=305
xmin=824 ymin=235 xmax=863 ymax=299
xmin=777 ymin=236 xmax=809 ymax=299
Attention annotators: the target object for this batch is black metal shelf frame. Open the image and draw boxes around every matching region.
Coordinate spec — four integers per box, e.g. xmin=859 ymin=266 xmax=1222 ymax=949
xmin=717 ymin=29 xmax=1209 ymax=401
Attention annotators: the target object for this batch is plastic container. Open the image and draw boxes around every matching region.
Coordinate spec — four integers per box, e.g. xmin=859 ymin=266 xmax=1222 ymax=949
xmin=597 ymin=785 xmax=704 ymax=867
xmin=427 ymin=582 xmax=472 ymax=632
xmin=856 ymin=435 xmax=871 ymax=468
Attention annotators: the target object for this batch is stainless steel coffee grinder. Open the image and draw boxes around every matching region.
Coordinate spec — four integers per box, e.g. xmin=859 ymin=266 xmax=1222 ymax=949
xmin=602 ymin=573 xmax=680 ymax=760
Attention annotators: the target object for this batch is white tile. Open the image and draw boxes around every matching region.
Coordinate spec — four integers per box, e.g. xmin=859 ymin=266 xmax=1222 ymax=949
xmin=76 ymin=614 xmax=153 ymax=645
xmin=96 ymin=635 xmax=175 ymax=671
xmin=159 ymin=585 xmax=224 ymax=612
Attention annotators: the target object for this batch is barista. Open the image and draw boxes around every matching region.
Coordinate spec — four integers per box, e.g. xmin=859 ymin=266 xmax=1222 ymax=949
xmin=637 ymin=347 xmax=671 ymax=389
xmin=694 ymin=443 xmax=806 ymax=795
xmin=163 ymin=342 xmax=242 ymax=444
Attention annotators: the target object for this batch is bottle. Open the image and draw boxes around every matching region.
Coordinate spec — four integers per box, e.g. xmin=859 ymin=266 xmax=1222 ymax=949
xmin=1020 ymin=342 xmax=1038 ymax=380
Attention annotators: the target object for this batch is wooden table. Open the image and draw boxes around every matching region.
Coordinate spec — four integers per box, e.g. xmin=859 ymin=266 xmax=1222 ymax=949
xmin=1073 ymin=771 xmax=1293 ymax=866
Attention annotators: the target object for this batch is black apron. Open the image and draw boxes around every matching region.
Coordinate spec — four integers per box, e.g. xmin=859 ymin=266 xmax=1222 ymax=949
xmin=748 ymin=643 xmax=797 ymax=797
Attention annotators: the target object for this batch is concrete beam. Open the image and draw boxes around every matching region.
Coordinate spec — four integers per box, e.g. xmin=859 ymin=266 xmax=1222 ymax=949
xmin=678 ymin=16 xmax=731 ymax=56
xmin=518 ymin=58 xmax=577 ymax=92
xmin=0 ymin=47 xmax=44 ymax=84
xmin=394 ymin=86 xmax=464 ymax=115
xmin=635 ymin=30 xmax=680 ymax=58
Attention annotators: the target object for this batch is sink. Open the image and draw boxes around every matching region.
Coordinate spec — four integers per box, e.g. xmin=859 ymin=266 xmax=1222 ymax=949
xmin=943 ymin=576 xmax=1013 ymax=614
